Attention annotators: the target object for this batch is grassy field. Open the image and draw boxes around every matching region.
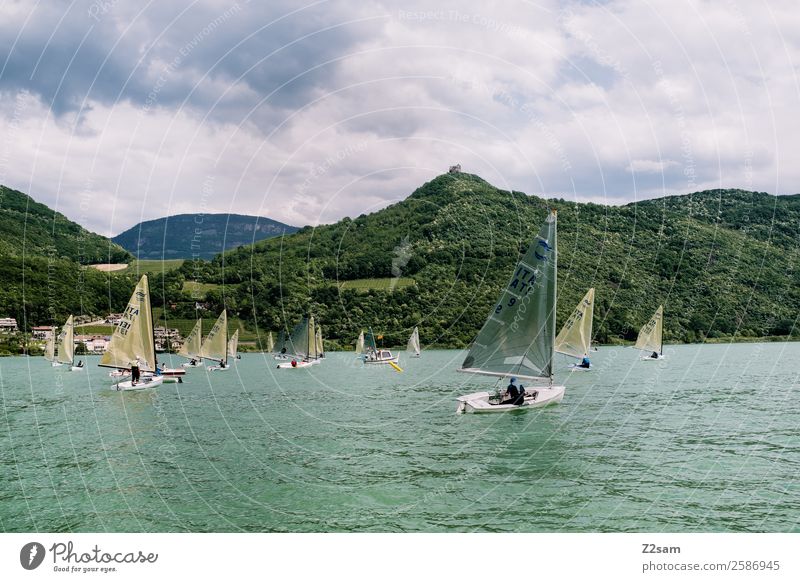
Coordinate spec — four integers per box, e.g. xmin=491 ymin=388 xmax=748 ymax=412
xmin=337 ymin=277 xmax=415 ymax=291
xmin=75 ymin=325 xmax=115 ymax=334
xmin=152 ymin=308 xmax=261 ymax=342
xmin=182 ymin=281 xmax=221 ymax=294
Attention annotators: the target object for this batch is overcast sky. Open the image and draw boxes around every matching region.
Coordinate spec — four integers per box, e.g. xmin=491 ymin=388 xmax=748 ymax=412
xmin=0 ymin=0 xmax=797 ymax=236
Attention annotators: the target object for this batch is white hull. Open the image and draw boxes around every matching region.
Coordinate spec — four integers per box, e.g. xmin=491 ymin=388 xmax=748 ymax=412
xmin=456 ymin=386 xmax=565 ymax=414
xmin=114 ymin=375 xmax=164 ymax=391
xmin=276 ymin=361 xmax=313 ymax=369
xmin=50 ymin=361 xmax=62 ymax=367
xmin=181 ymin=360 xmax=203 ymax=368
xmin=363 ymin=356 xmax=399 ymax=365
xmin=273 ymin=354 xmax=291 ymax=360
xmin=161 ymin=367 xmax=186 ymax=377
xmin=70 ymin=366 xmax=85 ymax=372
xmin=641 ymin=355 xmax=665 ymax=361
xmin=567 ymin=364 xmax=591 ymax=372
xmin=207 ymin=365 xmax=231 ymax=371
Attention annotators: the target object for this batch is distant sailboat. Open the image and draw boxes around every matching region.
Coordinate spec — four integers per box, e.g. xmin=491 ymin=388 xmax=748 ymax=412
xmin=273 ymin=329 xmax=290 ymax=360
xmin=99 ymin=274 xmax=163 ymax=390
xmin=555 ymin=288 xmax=594 ymax=371
xmin=57 ymin=315 xmax=83 ymax=371
xmin=355 ymin=330 xmax=365 ymax=355
xmin=202 ymin=310 xmax=230 ymax=371
xmin=227 ymin=329 xmax=240 ymax=361
xmin=456 ymin=210 xmax=565 ymax=413
xmin=361 ymin=327 xmax=399 ymax=365
xmin=44 ymin=328 xmax=58 ymax=367
xmin=266 ymin=331 xmax=275 ymax=353
xmin=179 ymin=318 xmax=203 ymax=367
xmin=635 ymin=305 xmax=665 ymax=360
xmin=406 ymin=326 xmax=421 ymax=358
xmin=276 ymin=315 xmax=320 ymax=369
xmin=314 ymin=324 xmax=325 ymax=361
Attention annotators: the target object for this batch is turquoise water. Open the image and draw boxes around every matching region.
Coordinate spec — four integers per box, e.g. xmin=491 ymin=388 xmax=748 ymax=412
xmin=1 ymin=344 xmax=799 ymax=532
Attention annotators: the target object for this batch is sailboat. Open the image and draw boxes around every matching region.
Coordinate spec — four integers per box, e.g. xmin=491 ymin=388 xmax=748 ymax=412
xmin=314 ymin=324 xmax=325 ymax=362
xmin=228 ymin=329 xmax=240 ymax=362
xmin=555 ymin=288 xmax=594 ymax=371
xmin=273 ymin=329 xmax=290 ymax=360
xmin=44 ymin=328 xmax=59 ymax=367
xmin=355 ymin=330 xmax=365 ymax=357
xmin=456 ymin=210 xmax=565 ymax=414
xmin=57 ymin=315 xmax=83 ymax=371
xmin=179 ymin=319 xmax=203 ymax=367
xmin=406 ymin=326 xmax=421 ymax=358
xmin=202 ymin=310 xmax=230 ymax=371
xmin=276 ymin=315 xmax=320 ymax=369
xmin=361 ymin=327 xmax=398 ymax=365
xmin=635 ymin=305 xmax=665 ymax=360
xmin=266 ymin=331 xmax=275 ymax=353
xmin=99 ymin=274 xmax=163 ymax=390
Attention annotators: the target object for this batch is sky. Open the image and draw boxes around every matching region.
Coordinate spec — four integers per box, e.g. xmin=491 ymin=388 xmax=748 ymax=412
xmin=0 ymin=0 xmax=798 ymax=236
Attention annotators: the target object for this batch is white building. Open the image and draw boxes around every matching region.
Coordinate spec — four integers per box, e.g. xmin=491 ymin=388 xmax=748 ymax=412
xmin=31 ymin=325 xmax=55 ymax=340
xmin=0 ymin=318 xmax=18 ymax=333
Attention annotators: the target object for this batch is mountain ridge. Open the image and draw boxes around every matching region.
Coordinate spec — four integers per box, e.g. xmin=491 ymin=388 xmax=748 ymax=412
xmin=112 ymin=213 xmax=299 ymax=260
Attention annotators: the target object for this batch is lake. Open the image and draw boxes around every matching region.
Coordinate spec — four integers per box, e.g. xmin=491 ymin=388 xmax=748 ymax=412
xmin=1 ymin=343 xmax=798 ymax=532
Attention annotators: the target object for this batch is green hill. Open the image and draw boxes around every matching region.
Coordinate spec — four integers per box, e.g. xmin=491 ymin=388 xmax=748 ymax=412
xmin=0 ymin=185 xmax=130 ymax=263
xmin=113 ymin=213 xmax=298 ymax=260
xmin=179 ymin=173 xmax=800 ymax=348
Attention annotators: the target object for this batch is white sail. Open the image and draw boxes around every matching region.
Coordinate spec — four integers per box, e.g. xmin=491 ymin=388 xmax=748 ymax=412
xmin=56 ymin=315 xmax=75 ymax=365
xmin=200 ymin=310 xmax=228 ymax=363
xmin=99 ymin=274 xmax=157 ymax=372
xmin=178 ymin=319 xmax=202 ymax=359
xmin=227 ymin=329 xmax=239 ymax=358
xmin=44 ymin=330 xmax=56 ymax=362
xmin=635 ymin=305 xmax=664 ymax=354
xmin=406 ymin=326 xmax=421 ymax=356
xmin=458 ymin=210 xmax=558 ymax=381
xmin=555 ymin=288 xmax=594 ymax=358
xmin=356 ymin=330 xmax=365 ymax=354
xmin=266 ymin=331 xmax=275 ymax=353
xmin=315 ymin=324 xmax=324 ymax=357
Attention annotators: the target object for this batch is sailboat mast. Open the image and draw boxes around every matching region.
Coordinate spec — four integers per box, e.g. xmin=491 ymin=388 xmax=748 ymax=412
xmin=550 ymin=209 xmax=558 ymax=384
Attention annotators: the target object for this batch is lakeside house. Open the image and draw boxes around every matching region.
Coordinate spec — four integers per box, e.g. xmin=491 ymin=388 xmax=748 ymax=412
xmin=74 ymin=335 xmax=111 ymax=353
xmin=0 ymin=318 xmax=19 ymax=333
xmin=31 ymin=325 xmax=55 ymax=340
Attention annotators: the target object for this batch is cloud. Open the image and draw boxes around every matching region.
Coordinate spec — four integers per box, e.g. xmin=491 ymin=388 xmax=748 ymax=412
xmin=0 ymin=0 xmax=798 ymax=236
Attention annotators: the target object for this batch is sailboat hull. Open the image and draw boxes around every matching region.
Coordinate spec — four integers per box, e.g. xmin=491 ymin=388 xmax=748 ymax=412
xmin=567 ymin=363 xmax=591 ymax=372
xmin=641 ymin=355 xmax=665 ymax=361
xmin=276 ymin=360 xmax=313 ymax=369
xmin=70 ymin=366 xmax=85 ymax=372
xmin=114 ymin=375 xmax=164 ymax=391
xmin=181 ymin=360 xmax=203 ymax=368
xmin=456 ymin=386 xmax=565 ymax=414
xmin=207 ymin=365 xmax=231 ymax=371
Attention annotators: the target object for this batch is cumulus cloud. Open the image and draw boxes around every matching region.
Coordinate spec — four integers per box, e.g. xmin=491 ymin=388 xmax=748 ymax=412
xmin=0 ymin=0 xmax=797 ymax=234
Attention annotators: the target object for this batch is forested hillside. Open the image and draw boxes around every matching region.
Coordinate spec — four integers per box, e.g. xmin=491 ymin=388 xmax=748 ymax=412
xmin=176 ymin=174 xmax=800 ymax=348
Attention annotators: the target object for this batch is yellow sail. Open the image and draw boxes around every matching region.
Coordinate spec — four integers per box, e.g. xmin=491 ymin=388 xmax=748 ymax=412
xmin=200 ymin=310 xmax=228 ymax=363
xmin=56 ymin=315 xmax=75 ymax=364
xmin=634 ymin=305 xmax=664 ymax=354
xmin=315 ymin=324 xmax=324 ymax=357
xmin=178 ymin=319 xmax=202 ymax=358
xmin=44 ymin=331 xmax=56 ymax=362
xmin=100 ymin=275 xmax=157 ymax=371
xmin=227 ymin=329 xmax=239 ymax=358
xmin=555 ymin=288 xmax=594 ymax=358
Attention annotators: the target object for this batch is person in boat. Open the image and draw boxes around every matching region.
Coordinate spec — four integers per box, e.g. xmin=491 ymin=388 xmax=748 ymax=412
xmin=651 ymin=351 xmax=659 ymax=359
xmin=579 ymin=356 xmax=591 ymax=369
xmin=236 ymin=354 xmax=241 ymax=360
xmin=130 ymin=358 xmax=141 ymax=384
xmin=220 ymin=361 xmax=227 ymax=369
xmin=280 ymin=347 xmax=287 ymax=354
xmin=291 ymin=359 xmax=297 ymax=368
xmin=189 ymin=358 xmax=197 ymax=366
xmin=499 ymin=377 xmax=525 ymax=406
xmin=76 ymin=360 xmax=83 ymax=368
